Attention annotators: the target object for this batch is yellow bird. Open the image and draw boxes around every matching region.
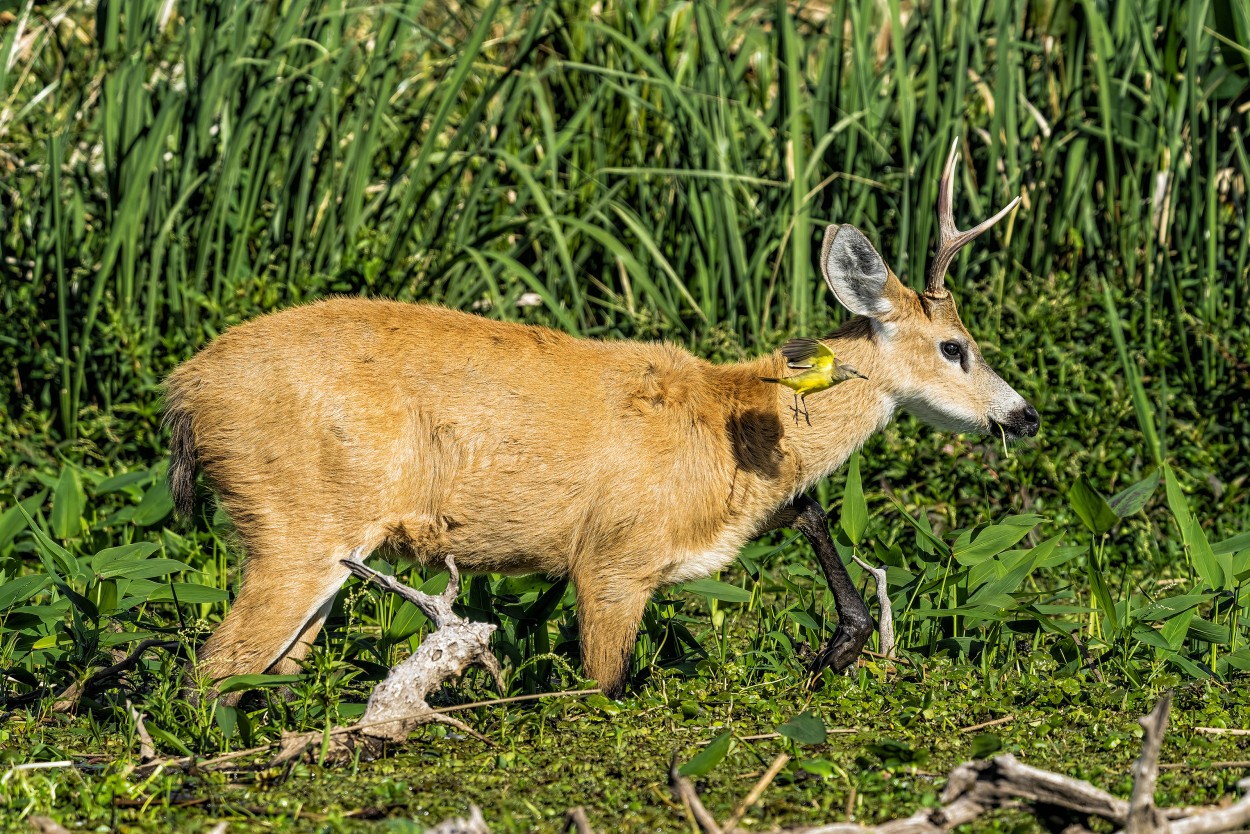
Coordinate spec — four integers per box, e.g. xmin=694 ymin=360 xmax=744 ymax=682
xmin=759 ymin=338 xmax=867 ymax=425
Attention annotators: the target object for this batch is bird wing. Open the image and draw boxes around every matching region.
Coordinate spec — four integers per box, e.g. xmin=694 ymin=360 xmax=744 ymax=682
xmin=781 ymin=338 xmax=835 ymax=370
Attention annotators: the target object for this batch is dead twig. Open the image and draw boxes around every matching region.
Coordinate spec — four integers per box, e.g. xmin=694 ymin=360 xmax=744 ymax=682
xmin=26 ymin=817 xmax=71 ymax=834
xmin=52 ymin=639 xmax=179 ymax=712
xmin=125 ymin=699 xmax=156 ymax=763
xmin=1125 ymin=691 xmax=1171 ymax=834
xmin=850 ymin=554 xmax=894 ymax=658
xmin=670 ymin=756 xmax=723 ymax=834
xmin=565 ymin=807 xmax=596 ymax=834
xmin=723 ymin=752 xmax=790 ymax=833
xmin=958 ymin=715 xmax=1015 ymax=734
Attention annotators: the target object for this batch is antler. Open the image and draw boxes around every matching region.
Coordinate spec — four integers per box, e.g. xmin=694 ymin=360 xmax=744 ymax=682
xmin=925 ymin=139 xmax=1022 ymax=299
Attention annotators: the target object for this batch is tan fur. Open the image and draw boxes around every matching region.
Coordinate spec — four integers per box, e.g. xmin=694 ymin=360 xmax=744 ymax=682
xmin=168 ymin=260 xmax=1029 ymax=698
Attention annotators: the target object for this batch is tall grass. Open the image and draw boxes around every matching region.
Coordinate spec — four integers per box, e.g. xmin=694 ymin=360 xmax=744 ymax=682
xmin=1 ymin=0 xmax=1245 ymax=460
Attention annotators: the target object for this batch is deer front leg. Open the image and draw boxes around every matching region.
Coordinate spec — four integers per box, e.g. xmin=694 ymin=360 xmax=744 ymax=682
xmin=787 ymin=494 xmax=874 ymax=677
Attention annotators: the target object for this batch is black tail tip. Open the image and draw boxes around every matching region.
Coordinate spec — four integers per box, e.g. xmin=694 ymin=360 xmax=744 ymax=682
xmin=166 ymin=408 xmax=197 ymax=520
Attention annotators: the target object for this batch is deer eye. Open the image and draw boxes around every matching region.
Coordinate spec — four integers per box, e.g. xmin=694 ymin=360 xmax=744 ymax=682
xmin=940 ymin=341 xmax=964 ymax=362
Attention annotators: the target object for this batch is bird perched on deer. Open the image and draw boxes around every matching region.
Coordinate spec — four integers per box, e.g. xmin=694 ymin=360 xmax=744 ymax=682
xmin=759 ymin=338 xmax=868 ymax=425
xmin=165 ymin=139 xmax=1038 ymax=704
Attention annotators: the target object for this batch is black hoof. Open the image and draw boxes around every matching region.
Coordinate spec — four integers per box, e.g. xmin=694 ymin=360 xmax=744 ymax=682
xmin=805 ymin=621 xmax=872 ymax=684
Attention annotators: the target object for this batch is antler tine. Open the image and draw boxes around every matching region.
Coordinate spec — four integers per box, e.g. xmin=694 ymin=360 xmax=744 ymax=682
xmin=925 ymin=138 xmax=1022 ymax=299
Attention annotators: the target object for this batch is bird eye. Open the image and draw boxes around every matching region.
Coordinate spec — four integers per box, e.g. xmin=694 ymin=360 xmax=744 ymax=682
xmin=940 ymin=341 xmax=963 ymax=362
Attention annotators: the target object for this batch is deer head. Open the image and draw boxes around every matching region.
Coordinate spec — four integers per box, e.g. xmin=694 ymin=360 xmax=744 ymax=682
xmin=820 ymin=139 xmax=1038 ymax=441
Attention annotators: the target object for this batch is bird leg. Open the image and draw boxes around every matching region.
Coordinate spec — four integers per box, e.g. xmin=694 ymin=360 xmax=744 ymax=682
xmin=800 ymin=395 xmax=811 ymax=426
xmin=788 ymin=393 xmax=802 ymax=425
xmin=788 ymin=495 xmax=873 ymax=680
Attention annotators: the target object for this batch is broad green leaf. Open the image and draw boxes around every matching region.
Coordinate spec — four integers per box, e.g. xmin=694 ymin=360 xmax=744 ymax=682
xmin=908 ymin=605 xmax=1010 ymax=621
xmin=385 ymin=600 xmax=428 ymax=642
xmin=1034 ymin=544 xmax=1085 ymax=570
xmin=1234 ymin=549 xmax=1250 ymax=583
xmin=91 ymin=542 xmax=162 ymax=573
xmin=51 ymin=466 xmax=84 ymax=539
xmin=1218 ymin=647 xmax=1250 ymax=673
xmin=798 ymin=758 xmax=836 ymax=778
xmin=16 ymin=505 xmax=79 ymax=579
xmin=217 ymin=673 xmax=304 ymax=694
xmin=149 ymin=583 xmax=229 ymax=604
xmin=95 ymin=470 xmax=152 ymax=494
xmin=99 ymin=558 xmax=190 ymax=581
xmin=1134 ymin=625 xmax=1177 ymax=652
xmin=1108 ymin=469 xmax=1160 ymax=518
xmin=886 ymin=496 xmax=949 ymax=557
xmin=1159 ymin=604 xmax=1196 ymax=651
xmin=145 ymin=724 xmax=193 ymax=756
xmin=1068 ymin=477 xmax=1118 ymax=536
xmin=970 ymin=733 xmax=1002 ymax=759
xmin=131 ymin=480 xmax=174 ymax=527
xmin=1087 ymin=555 xmax=1119 ymax=632
xmin=0 ymin=575 xmax=51 ymax=610
xmin=1186 ymin=617 xmax=1231 ymax=645
xmin=778 ymin=710 xmax=827 ymax=746
xmin=1164 ymin=465 xmax=1225 ymax=589
xmin=0 ymin=492 xmax=48 ymax=552
xmin=215 ymin=704 xmax=238 ymax=741
xmin=952 ymin=518 xmax=1039 ymax=566
xmin=678 ymin=730 xmax=733 ymax=777
xmin=1168 ymin=653 xmax=1212 ymax=679
xmin=787 ymin=609 xmax=822 ymax=633
xmin=1213 ymin=531 xmax=1250 ymax=556
xmin=680 ymin=578 xmax=752 ymax=604
xmin=840 ymin=453 xmax=867 ymax=545
xmin=1134 ymin=593 xmax=1212 ymax=622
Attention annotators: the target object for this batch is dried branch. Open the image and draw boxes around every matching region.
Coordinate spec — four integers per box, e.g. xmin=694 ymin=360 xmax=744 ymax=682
xmin=269 ymin=555 xmax=504 ymax=764
xmin=850 ymin=554 xmax=894 ymax=658
xmin=125 ymin=699 xmax=155 ymax=763
xmin=1126 ymin=691 xmax=1171 ymax=834
xmin=723 ymin=752 xmax=790 ymax=833
xmin=670 ymin=756 xmax=724 ymax=834
xmin=565 ymin=807 xmax=597 ymax=834
xmin=26 ymin=817 xmax=71 ymax=834
xmin=52 ymin=639 xmax=178 ymax=712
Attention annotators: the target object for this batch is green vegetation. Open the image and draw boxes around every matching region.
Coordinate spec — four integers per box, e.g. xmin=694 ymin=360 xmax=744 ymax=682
xmin=2 ymin=0 xmax=1248 ymax=830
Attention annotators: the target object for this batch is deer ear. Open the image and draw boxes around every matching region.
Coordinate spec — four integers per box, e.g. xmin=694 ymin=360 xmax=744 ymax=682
xmin=821 ymin=224 xmax=894 ymax=318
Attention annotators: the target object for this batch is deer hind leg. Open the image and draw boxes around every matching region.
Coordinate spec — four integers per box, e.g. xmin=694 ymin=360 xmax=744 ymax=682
xmin=188 ymin=544 xmax=361 ymax=704
xmin=573 ymin=575 xmax=653 ymax=698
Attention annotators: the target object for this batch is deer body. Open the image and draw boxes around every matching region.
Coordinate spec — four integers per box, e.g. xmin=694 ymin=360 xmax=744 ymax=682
xmin=168 ymin=143 xmax=1040 ymax=698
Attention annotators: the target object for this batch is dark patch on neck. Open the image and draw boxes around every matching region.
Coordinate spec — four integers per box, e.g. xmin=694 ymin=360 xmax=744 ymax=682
xmin=726 ymin=408 xmax=785 ymax=478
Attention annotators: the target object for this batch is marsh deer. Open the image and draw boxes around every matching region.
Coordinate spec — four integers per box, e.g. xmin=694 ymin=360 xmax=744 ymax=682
xmin=166 ymin=141 xmax=1038 ymax=700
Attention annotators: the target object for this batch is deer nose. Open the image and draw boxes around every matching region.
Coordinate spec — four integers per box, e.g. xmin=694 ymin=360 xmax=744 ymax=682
xmin=1017 ymin=403 xmax=1040 ymax=436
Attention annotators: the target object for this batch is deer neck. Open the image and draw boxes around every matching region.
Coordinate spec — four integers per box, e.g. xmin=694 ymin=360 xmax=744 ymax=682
xmin=729 ymin=318 xmax=897 ymax=501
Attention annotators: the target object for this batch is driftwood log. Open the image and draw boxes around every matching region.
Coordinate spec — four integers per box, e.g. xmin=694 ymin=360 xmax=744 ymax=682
xmin=270 ymin=554 xmax=504 ymax=764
